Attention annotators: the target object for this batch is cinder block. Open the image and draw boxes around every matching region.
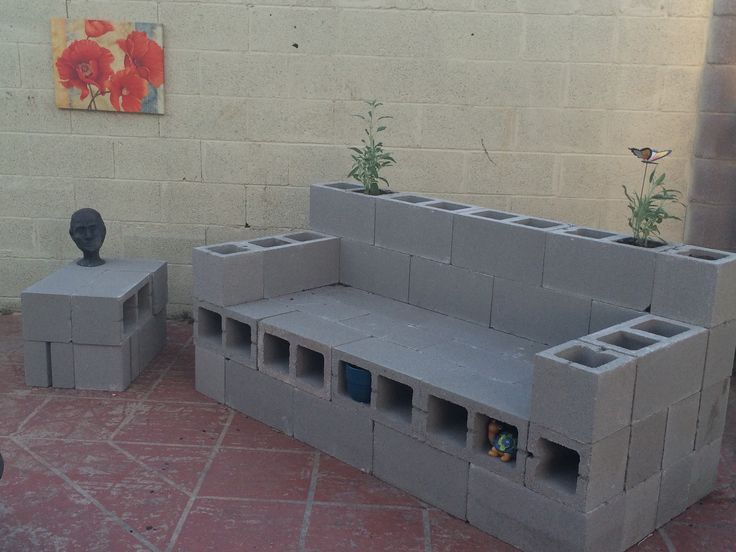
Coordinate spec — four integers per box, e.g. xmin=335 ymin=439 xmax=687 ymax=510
xmin=223 ymin=299 xmax=296 ymax=344
xmin=621 ymin=473 xmax=661 ymax=550
xmin=626 ymin=410 xmax=667 ymax=489
xmin=293 ymin=389 xmax=373 ymax=472
xmin=195 ymin=346 xmax=225 ymax=404
xmin=130 ymin=332 xmax=141 ymax=381
xmin=24 ymin=340 xmax=50 ymax=387
xmin=688 ymin=438 xmax=722 ymax=504
xmin=260 ymin=234 xmax=339 ymax=298
xmin=115 ymin=258 xmax=167 ymax=314
xmin=339 ymin=311 xmax=442 ymax=351
xmin=581 ymin=316 xmax=708 ymax=421
xmin=259 ymin=311 xmax=369 ymax=398
xmin=695 ymin=377 xmax=731 ymax=449
xmin=373 ymin=423 xmax=468 ymax=519
xmin=225 ymin=359 xmax=293 ymax=436
xmin=525 ymin=423 xmax=630 ymax=512
xmin=544 ymin=230 xmax=660 ymax=310
xmin=532 ymin=341 xmax=636 ymax=443
xmin=662 ymin=393 xmax=700 ymax=469
xmin=224 ymin=316 xmax=257 ymax=368
xmin=452 ymin=209 xmax=565 ymax=286
xmin=374 ymin=194 xmax=456 ymax=262
xmin=74 ymin=340 xmax=131 ymax=392
xmin=139 ymin=308 xmax=167 ymax=369
xmin=50 ymin=342 xmax=74 ymax=389
xmin=309 ymin=182 xmax=376 ymax=244
xmin=491 ymin=278 xmax=591 ymax=346
xmin=340 ymin=239 xmax=411 ymax=302
xmin=652 ymin=245 xmax=736 ymax=328
xmin=704 ymin=319 xmax=736 ymax=388
xmin=71 ymin=269 xmax=151 ymax=346
xmin=656 ymin=452 xmax=695 ymax=527
xmin=468 ymin=464 xmax=626 ymax=552
xmin=408 ymin=256 xmax=494 ymax=325
xmin=270 ymin=289 xmax=370 ymax=322
xmin=192 ymin=242 xmax=264 ymax=307
xmin=194 ymin=303 xmax=224 ymax=353
xmin=589 ymin=300 xmax=643 ymax=333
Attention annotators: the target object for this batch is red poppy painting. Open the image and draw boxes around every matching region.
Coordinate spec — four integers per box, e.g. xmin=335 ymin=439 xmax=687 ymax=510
xmin=52 ymin=18 xmax=165 ymax=114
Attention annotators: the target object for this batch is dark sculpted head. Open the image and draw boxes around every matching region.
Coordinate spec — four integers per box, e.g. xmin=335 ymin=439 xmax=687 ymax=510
xmin=69 ymin=208 xmax=106 ymax=267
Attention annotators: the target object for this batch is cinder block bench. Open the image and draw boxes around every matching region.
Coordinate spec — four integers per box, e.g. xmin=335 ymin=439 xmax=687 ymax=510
xmin=22 ymin=259 xmax=167 ymax=391
xmin=192 ymin=182 xmax=735 ymax=552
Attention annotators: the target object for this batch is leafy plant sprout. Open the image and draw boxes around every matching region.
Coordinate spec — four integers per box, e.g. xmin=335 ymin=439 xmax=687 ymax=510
xmin=348 ymin=100 xmax=396 ymax=195
xmin=623 ymin=147 xmax=683 ymax=247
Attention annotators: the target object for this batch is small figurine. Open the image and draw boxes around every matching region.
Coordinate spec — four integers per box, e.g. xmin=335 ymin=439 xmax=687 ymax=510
xmin=69 ymin=208 xmax=106 ymax=267
xmin=487 ymin=418 xmax=517 ymax=462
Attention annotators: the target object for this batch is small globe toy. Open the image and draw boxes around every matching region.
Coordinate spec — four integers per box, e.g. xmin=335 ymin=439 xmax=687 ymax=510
xmin=493 ymin=431 xmax=517 ymax=457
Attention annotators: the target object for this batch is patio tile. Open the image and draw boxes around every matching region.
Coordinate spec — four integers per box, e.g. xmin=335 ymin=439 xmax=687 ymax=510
xmin=429 ymin=509 xmax=516 ymax=552
xmin=221 ymin=414 xmax=310 ymax=451
xmin=146 ymin=370 xmax=215 ymax=403
xmin=200 ymin=448 xmax=314 ymax=500
xmin=314 ymin=454 xmax=422 ymax=507
xmin=304 ymin=504 xmax=425 ymax=552
xmin=627 ymin=531 xmax=670 ymax=551
xmin=175 ymin=498 xmax=305 ymax=552
xmin=113 ymin=402 xmax=229 ymax=446
xmin=662 ymin=523 xmax=736 ymax=551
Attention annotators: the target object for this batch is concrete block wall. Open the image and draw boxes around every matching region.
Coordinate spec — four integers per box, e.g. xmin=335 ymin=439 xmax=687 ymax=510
xmin=2 ymin=0 xmax=725 ymax=313
xmin=21 ymin=259 xmax=167 ymax=391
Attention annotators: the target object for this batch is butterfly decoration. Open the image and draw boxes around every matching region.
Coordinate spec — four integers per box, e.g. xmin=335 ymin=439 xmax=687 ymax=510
xmin=629 ymin=147 xmax=672 ymax=164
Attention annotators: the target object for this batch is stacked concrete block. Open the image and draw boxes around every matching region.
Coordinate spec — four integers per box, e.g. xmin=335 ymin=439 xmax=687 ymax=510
xmin=188 ymin=185 xmax=736 ymax=552
xmin=22 ymin=259 xmax=167 ymax=391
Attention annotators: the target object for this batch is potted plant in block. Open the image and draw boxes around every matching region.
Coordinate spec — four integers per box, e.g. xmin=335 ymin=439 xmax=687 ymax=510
xmin=348 ymin=100 xmax=396 ymax=195
xmin=621 ymin=147 xmax=683 ymax=248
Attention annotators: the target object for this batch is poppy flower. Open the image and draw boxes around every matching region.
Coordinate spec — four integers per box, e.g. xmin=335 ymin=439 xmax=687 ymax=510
xmin=85 ymin=19 xmax=114 ymax=38
xmin=108 ymin=68 xmax=148 ymax=112
xmin=116 ymin=31 xmax=164 ymax=88
xmin=55 ymin=39 xmax=114 ymax=99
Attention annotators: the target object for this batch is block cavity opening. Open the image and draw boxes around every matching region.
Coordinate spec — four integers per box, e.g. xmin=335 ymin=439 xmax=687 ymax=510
xmin=376 ymin=376 xmax=413 ymax=424
xmin=512 ymin=218 xmax=560 ymax=229
xmin=473 ymin=414 xmax=519 ymax=466
xmin=197 ymin=307 xmax=223 ymax=347
xmin=225 ymin=318 xmax=252 ymax=358
xmin=325 ymin=182 xmax=363 ymax=190
xmin=534 ymin=438 xmax=580 ymax=495
xmin=123 ymin=295 xmax=137 ymax=334
xmin=555 ymin=345 xmax=617 ymax=368
xmin=284 ymin=232 xmax=323 ymax=242
xmin=427 ymin=395 xmax=468 ymax=447
xmin=137 ymin=283 xmax=151 ymax=320
xmin=295 ymin=346 xmax=325 ymax=389
xmin=207 ymin=244 xmax=247 ymax=255
xmin=472 ymin=210 xmax=515 ymax=221
xmin=630 ymin=319 xmax=688 ymax=338
xmin=392 ymin=195 xmax=431 ymax=204
xmin=565 ymin=228 xmax=616 ymax=239
xmin=426 ymin=201 xmax=470 ymax=211
xmin=250 ymin=237 xmax=290 ymax=248
xmin=263 ymin=333 xmax=290 ymax=375
xmin=677 ymin=248 xmax=728 ymax=261
xmin=597 ymin=330 xmax=658 ymax=351
xmin=338 ymin=361 xmax=372 ymax=404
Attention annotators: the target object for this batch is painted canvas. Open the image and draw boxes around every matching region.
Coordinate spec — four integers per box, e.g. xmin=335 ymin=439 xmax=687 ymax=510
xmin=51 ymin=18 xmax=165 ymax=114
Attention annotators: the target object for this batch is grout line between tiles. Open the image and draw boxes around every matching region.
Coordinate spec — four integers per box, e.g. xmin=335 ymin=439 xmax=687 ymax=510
xmin=298 ymin=451 xmax=321 ymax=552
xmin=423 ymin=508 xmax=433 ymax=552
xmin=109 ymin=441 xmax=194 ymax=498
xmin=10 ymin=395 xmax=53 ymax=436
xmin=164 ymin=408 xmax=235 ymax=552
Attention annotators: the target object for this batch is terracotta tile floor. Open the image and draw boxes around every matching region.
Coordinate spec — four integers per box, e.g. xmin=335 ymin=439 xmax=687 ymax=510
xmin=0 ymin=314 xmax=733 ymax=551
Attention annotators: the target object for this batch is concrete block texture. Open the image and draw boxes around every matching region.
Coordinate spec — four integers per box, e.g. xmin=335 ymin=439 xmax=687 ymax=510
xmin=626 ymin=410 xmax=667 ymax=490
xmin=192 ymin=243 xmax=264 ymax=307
xmin=194 ymin=302 xmax=224 ymax=353
xmin=74 ymin=340 xmax=131 ymax=392
xmin=339 ymin=239 xmax=411 ymax=302
xmin=525 ymin=424 xmax=630 ymax=512
xmin=688 ymin=438 xmax=723 ymax=505
xmin=139 ymin=309 xmax=167 ymax=369
xmin=621 ymin=473 xmax=661 ymax=550
xmin=468 ymin=465 xmax=626 ymax=552
xmin=50 ymin=342 xmax=74 ymax=389
xmin=309 ymin=183 xmax=376 ymax=244
xmin=695 ymin=377 xmax=731 ymax=449
xmin=491 ymin=278 xmax=591 ymax=346
xmin=408 ymin=256 xmax=493 ymax=326
xmin=452 ymin=209 xmax=564 ymax=286
xmin=662 ymin=393 xmax=700 ymax=469
xmin=374 ymin=194 xmax=456 ymax=263
xmin=581 ymin=316 xmax=708 ymax=422
xmin=373 ymin=423 xmax=468 ymax=519
xmin=24 ymin=340 xmax=50 ymax=387
xmin=225 ymin=360 xmax=293 ymax=436
xmin=651 ymin=245 xmax=736 ymax=328
xmin=195 ymin=346 xmax=225 ymax=404
xmin=294 ymin=389 xmax=373 ymax=472
xmin=589 ymin=301 xmax=643 ymax=333
xmin=704 ymin=319 xmax=736 ymax=388
xmin=543 ymin=230 xmax=658 ymax=310
xmin=531 ymin=341 xmax=636 ymax=443
xmin=260 ymin=235 xmax=339 ymax=298
xmin=656 ymin=452 xmax=695 ymax=527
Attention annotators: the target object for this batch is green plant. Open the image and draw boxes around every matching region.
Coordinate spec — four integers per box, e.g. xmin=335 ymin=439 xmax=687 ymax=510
xmin=348 ymin=100 xmax=396 ymax=195
xmin=622 ymin=161 xmax=683 ymax=247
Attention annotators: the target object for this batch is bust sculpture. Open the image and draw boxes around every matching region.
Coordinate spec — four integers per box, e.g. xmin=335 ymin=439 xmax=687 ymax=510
xmin=69 ymin=208 xmax=106 ymax=267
